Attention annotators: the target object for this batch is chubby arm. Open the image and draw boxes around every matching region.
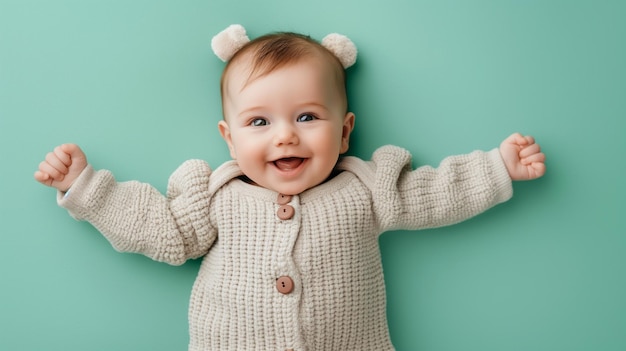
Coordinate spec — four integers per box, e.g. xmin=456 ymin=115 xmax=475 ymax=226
xmin=367 ymin=145 xmax=514 ymax=232
xmin=365 ymin=133 xmax=545 ymax=232
xmin=35 ymin=145 xmax=217 ymax=265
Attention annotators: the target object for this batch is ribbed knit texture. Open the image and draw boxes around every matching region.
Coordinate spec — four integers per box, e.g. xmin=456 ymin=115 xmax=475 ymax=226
xmin=58 ymin=145 xmax=512 ymax=351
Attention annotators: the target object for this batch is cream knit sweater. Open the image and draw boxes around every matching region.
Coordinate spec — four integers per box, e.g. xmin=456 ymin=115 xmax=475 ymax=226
xmin=58 ymin=145 xmax=513 ymax=351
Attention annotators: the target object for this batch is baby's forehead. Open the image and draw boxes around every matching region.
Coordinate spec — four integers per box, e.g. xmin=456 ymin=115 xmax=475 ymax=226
xmin=224 ymin=52 xmax=338 ymax=92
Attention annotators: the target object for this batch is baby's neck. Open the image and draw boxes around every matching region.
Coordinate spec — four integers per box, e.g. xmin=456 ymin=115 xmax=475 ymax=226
xmin=236 ymin=167 xmax=344 ymax=194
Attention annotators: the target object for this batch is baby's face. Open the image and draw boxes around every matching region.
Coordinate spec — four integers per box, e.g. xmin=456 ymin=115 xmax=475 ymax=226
xmin=218 ymin=56 xmax=354 ymax=195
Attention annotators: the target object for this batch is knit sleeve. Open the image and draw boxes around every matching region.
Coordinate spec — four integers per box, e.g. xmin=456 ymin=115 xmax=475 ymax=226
xmin=350 ymin=145 xmax=513 ymax=233
xmin=57 ymin=160 xmax=217 ymax=265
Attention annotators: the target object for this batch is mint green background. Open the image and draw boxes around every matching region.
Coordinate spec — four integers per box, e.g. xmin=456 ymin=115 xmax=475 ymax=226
xmin=1 ymin=0 xmax=624 ymax=350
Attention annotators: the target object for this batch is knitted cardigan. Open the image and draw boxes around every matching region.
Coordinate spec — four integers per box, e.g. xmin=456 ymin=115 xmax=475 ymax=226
xmin=57 ymin=145 xmax=513 ymax=351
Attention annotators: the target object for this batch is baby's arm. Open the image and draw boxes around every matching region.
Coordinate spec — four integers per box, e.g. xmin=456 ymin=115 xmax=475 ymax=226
xmin=53 ymin=160 xmax=216 ymax=265
xmin=350 ymin=145 xmax=513 ymax=232
xmin=499 ymin=133 xmax=546 ymax=181
xmin=353 ymin=134 xmax=545 ymax=233
xmin=34 ymin=144 xmax=87 ymax=192
xmin=35 ymin=145 xmax=216 ymax=265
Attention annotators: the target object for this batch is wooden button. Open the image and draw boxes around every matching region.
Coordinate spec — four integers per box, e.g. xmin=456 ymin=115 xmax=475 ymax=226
xmin=277 ymin=194 xmax=292 ymax=205
xmin=277 ymin=204 xmax=294 ymax=220
xmin=276 ymin=276 xmax=294 ymax=294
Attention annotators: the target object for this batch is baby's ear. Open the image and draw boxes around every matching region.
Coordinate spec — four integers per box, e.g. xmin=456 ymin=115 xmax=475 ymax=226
xmin=340 ymin=112 xmax=356 ymax=153
xmin=211 ymin=24 xmax=250 ymax=62
xmin=321 ymin=33 xmax=358 ymax=69
xmin=217 ymin=120 xmax=237 ymax=159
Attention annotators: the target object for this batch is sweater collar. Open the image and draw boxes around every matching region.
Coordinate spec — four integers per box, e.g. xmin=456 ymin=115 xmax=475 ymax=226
xmin=212 ymin=159 xmax=358 ymax=203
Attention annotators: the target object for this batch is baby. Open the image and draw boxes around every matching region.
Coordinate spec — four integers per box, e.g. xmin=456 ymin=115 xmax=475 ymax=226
xmin=35 ymin=28 xmax=546 ymax=351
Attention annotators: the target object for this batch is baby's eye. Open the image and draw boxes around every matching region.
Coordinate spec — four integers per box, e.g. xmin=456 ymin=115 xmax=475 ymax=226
xmin=297 ymin=113 xmax=316 ymax=122
xmin=250 ymin=118 xmax=268 ymax=126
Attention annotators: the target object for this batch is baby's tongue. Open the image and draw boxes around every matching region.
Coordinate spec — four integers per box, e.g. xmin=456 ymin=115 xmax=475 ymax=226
xmin=275 ymin=157 xmax=303 ymax=171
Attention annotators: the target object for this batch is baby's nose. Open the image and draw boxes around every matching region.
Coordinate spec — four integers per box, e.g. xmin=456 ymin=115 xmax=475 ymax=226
xmin=273 ymin=124 xmax=299 ymax=146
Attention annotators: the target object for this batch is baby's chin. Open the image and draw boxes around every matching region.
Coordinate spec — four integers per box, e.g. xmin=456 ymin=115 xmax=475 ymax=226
xmin=260 ymin=171 xmax=338 ymax=195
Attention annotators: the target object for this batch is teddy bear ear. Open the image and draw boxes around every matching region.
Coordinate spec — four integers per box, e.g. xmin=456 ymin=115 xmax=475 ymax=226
xmin=321 ymin=33 xmax=357 ymax=69
xmin=211 ymin=24 xmax=251 ymax=62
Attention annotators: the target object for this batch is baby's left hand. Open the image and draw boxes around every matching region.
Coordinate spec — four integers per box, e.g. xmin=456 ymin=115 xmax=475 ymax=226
xmin=499 ymin=133 xmax=546 ymax=181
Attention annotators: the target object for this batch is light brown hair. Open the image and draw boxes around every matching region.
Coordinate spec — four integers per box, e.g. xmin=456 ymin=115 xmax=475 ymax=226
xmin=220 ymin=32 xmax=348 ymax=114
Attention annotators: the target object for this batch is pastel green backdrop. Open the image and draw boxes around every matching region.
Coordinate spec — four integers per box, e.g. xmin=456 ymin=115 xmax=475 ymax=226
xmin=1 ymin=0 xmax=624 ymax=350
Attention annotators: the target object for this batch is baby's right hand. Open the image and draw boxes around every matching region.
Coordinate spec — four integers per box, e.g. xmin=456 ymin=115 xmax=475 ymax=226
xmin=34 ymin=144 xmax=88 ymax=192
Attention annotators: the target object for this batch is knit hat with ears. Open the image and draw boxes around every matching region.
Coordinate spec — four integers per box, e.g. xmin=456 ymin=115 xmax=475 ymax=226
xmin=210 ymin=24 xmax=357 ymax=69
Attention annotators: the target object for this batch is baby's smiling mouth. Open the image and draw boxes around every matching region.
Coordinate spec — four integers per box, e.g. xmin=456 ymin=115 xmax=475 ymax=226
xmin=273 ymin=157 xmax=305 ymax=171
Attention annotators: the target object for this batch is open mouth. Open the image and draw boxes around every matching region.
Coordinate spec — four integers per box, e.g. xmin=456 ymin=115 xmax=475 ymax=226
xmin=273 ymin=157 xmax=305 ymax=171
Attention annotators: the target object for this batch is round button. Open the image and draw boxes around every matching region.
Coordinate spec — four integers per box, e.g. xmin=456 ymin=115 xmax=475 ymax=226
xmin=276 ymin=276 xmax=294 ymax=294
xmin=277 ymin=194 xmax=292 ymax=205
xmin=277 ymin=204 xmax=295 ymax=220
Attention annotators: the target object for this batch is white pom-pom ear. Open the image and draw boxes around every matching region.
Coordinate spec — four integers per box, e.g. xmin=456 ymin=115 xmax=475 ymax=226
xmin=211 ymin=24 xmax=250 ymax=62
xmin=321 ymin=33 xmax=357 ymax=68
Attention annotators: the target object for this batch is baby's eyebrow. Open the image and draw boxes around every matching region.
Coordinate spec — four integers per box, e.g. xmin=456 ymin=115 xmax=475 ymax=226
xmin=236 ymin=102 xmax=330 ymax=118
xmin=238 ymin=105 xmax=265 ymax=116
xmin=295 ymin=101 xmax=330 ymax=111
